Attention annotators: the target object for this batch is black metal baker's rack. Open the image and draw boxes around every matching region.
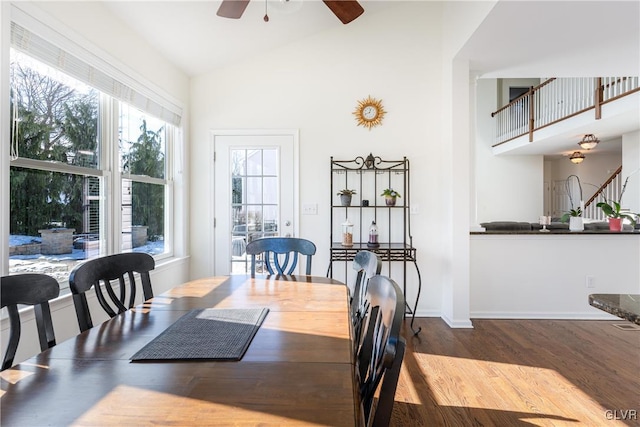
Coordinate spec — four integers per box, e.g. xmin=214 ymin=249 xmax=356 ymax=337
xmin=327 ymin=154 xmax=422 ymax=335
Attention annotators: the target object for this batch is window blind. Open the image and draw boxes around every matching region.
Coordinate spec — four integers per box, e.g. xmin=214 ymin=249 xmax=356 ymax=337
xmin=10 ymin=21 xmax=182 ymax=127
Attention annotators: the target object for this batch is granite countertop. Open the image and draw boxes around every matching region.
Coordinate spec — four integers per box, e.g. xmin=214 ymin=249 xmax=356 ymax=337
xmin=589 ymin=294 xmax=640 ymax=325
xmin=471 ymin=230 xmax=640 ymax=235
xmin=472 ymin=221 xmax=640 ymax=235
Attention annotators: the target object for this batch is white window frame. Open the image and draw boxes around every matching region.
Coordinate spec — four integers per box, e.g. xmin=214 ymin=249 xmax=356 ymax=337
xmin=3 ymin=4 xmax=180 ymax=281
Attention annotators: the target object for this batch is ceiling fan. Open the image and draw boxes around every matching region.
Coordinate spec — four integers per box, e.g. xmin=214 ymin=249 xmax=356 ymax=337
xmin=217 ymin=0 xmax=364 ymax=24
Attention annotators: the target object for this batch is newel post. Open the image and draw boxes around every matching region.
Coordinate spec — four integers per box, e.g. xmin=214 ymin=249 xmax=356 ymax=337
xmin=595 ymin=77 xmax=603 ymax=119
xmin=528 ymin=86 xmax=535 ymax=142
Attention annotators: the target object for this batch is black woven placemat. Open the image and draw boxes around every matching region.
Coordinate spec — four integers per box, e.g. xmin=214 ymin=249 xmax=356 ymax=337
xmin=130 ymin=308 xmax=269 ymax=362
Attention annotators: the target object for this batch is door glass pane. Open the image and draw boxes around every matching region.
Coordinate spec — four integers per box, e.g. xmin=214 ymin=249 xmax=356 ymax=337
xmin=263 ymin=177 xmax=277 ymax=205
xmin=230 ymin=148 xmax=280 ymax=274
xmin=263 ymin=149 xmax=277 ymax=175
xmin=246 ymin=177 xmax=262 ymax=204
xmin=246 ymin=150 xmax=262 ymax=175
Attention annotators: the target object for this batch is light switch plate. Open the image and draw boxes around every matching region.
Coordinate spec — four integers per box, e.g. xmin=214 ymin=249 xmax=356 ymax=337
xmin=302 ymin=203 xmax=318 ymax=215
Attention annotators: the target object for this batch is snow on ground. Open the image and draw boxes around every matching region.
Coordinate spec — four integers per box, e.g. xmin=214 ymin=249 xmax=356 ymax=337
xmin=9 ymin=235 xmax=165 ymax=280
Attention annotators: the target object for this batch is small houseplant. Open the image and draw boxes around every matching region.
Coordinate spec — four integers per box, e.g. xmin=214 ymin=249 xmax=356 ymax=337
xmin=560 ymin=207 xmax=583 ymax=232
xmin=596 ymin=174 xmax=639 ymax=231
xmin=596 ymin=199 xmax=638 ymax=231
xmin=337 ymin=189 xmax=356 ymax=206
xmin=381 ymin=188 xmax=401 ymax=206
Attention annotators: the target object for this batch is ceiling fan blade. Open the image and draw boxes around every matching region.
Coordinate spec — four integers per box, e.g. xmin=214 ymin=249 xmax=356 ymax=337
xmin=217 ymin=0 xmax=251 ymax=19
xmin=322 ymin=0 xmax=364 ymax=24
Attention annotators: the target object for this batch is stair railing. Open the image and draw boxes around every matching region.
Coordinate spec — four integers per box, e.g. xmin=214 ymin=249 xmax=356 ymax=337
xmin=583 ymin=166 xmax=622 ymax=220
xmin=492 ymin=77 xmax=639 ymax=146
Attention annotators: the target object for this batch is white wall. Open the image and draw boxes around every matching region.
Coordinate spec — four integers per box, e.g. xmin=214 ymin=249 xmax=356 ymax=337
xmin=471 ymin=234 xmax=640 ymax=319
xmin=475 ymin=78 xmax=544 ymax=223
xmin=190 ymin=2 xmax=451 ymax=317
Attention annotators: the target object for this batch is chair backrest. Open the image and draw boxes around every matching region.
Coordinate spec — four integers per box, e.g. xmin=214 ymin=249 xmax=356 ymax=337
xmin=245 ymin=237 xmax=316 ymax=277
xmin=1 ymin=274 xmax=60 ymax=370
xmin=351 ymin=251 xmax=382 ymax=347
xmin=68 ymin=252 xmax=155 ymax=332
xmin=356 ymin=275 xmax=405 ymax=427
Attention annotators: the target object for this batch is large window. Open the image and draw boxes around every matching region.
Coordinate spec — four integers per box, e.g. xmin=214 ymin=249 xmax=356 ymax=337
xmin=8 ymin=47 xmax=174 ymax=285
xmin=119 ymin=105 xmax=168 ymax=255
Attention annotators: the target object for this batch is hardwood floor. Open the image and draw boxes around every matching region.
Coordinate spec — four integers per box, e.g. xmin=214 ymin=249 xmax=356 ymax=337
xmin=392 ymin=318 xmax=640 ymax=426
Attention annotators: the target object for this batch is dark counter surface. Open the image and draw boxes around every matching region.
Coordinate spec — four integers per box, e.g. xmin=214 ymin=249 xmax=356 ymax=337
xmin=589 ymin=294 xmax=640 ymax=325
xmin=471 ymin=230 xmax=640 ymax=235
xmin=472 ymin=221 xmax=639 ymax=235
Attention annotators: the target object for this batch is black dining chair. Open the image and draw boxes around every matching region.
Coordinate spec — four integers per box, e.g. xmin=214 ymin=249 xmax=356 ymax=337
xmin=68 ymin=252 xmax=155 ymax=332
xmin=351 ymin=250 xmax=382 ymax=348
xmin=356 ymin=275 xmax=406 ymax=427
xmin=1 ymin=274 xmax=60 ymax=370
xmin=245 ymin=237 xmax=316 ymax=278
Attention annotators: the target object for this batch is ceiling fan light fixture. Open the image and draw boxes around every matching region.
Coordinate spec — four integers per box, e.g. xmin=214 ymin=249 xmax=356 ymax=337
xmin=578 ymin=134 xmax=599 ymax=150
xmin=569 ymin=151 xmax=585 ymax=164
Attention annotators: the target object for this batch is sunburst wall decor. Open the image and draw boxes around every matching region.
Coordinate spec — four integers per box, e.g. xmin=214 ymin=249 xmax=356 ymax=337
xmin=353 ymin=96 xmax=386 ymax=130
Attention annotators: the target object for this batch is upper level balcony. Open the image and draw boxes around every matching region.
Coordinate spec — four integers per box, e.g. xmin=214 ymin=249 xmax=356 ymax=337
xmin=491 ymin=77 xmax=640 ymax=157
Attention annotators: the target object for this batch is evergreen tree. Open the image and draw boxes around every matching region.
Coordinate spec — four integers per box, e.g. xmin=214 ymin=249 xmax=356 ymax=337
xmin=123 ymin=120 xmax=165 ymax=239
xmin=10 ymin=61 xmax=98 ymax=236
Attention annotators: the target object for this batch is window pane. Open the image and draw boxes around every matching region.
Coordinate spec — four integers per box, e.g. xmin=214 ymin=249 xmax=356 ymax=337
xmin=10 ymin=49 xmax=100 ymax=168
xmin=122 ymin=180 xmax=165 ymax=255
xmin=119 ymin=104 xmax=166 ymax=179
xmin=9 ymin=167 xmax=103 ymax=282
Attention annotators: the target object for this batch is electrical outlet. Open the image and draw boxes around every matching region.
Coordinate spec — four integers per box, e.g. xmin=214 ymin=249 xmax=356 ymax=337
xmin=302 ymin=203 xmax=317 ymax=215
xmin=586 ymin=276 xmax=595 ymax=288
xmin=410 ymin=204 xmax=419 ymax=215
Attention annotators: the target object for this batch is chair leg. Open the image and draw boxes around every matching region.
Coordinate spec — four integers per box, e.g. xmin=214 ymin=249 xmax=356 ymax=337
xmin=371 ymin=338 xmax=406 ymax=427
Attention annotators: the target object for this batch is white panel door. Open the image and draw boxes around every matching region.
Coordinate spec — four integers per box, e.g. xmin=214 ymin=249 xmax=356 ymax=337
xmin=212 ymin=130 xmax=298 ymax=275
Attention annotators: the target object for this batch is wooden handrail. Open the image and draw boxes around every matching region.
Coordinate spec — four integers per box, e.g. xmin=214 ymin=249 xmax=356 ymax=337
xmin=584 ymin=165 xmax=622 ymax=208
xmin=491 ymin=78 xmax=555 ymax=117
xmin=491 ymin=77 xmax=639 ymax=146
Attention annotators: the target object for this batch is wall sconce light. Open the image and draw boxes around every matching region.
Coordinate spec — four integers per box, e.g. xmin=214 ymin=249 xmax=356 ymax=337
xmin=578 ymin=134 xmax=599 ymax=150
xmin=569 ymin=151 xmax=585 ymax=164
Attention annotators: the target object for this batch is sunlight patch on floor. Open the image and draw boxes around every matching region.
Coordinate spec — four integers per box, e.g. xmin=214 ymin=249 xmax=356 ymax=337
xmin=413 ymin=353 xmax=624 ymax=426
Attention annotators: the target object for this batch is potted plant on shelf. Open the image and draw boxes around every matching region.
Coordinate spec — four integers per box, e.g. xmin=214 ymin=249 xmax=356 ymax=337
xmin=596 ymin=174 xmax=640 ymax=232
xmin=337 ymin=189 xmax=357 ymax=206
xmin=560 ymin=207 xmax=583 ymax=232
xmin=381 ymin=188 xmax=401 ymax=206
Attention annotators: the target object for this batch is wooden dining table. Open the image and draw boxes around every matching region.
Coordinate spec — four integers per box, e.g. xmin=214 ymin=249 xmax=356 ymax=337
xmin=1 ymin=275 xmax=360 ymax=426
